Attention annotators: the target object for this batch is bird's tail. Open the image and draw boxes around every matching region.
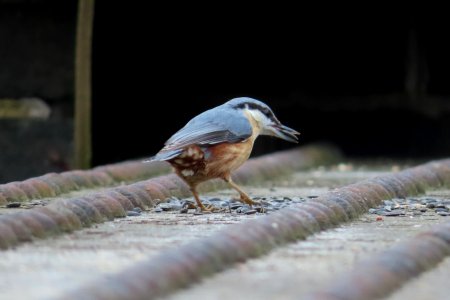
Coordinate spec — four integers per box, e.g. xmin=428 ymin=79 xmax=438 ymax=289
xmin=142 ymin=156 xmax=156 ymax=163
xmin=143 ymin=149 xmax=183 ymax=163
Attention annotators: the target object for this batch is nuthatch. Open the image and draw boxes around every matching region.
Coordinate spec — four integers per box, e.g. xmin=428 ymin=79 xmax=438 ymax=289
xmin=149 ymin=97 xmax=300 ymax=211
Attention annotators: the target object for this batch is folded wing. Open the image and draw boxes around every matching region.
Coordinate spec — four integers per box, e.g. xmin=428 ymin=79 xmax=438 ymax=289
xmin=150 ymin=107 xmax=252 ymax=161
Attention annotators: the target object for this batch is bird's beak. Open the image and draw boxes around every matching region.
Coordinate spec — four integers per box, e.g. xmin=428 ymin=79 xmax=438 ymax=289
xmin=270 ymin=123 xmax=300 ymax=143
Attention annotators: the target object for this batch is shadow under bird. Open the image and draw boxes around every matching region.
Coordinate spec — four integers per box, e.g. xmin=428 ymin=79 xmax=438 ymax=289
xmin=148 ymin=97 xmax=300 ymax=211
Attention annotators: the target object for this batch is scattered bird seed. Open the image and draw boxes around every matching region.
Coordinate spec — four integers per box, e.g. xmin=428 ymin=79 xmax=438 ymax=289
xmin=30 ymin=200 xmax=45 ymax=206
xmin=255 ymin=207 xmax=267 ymax=213
xmin=158 ymin=203 xmax=173 ymax=211
xmin=209 ymin=198 xmax=222 ymax=202
xmin=384 ymin=210 xmax=405 ymax=217
xmin=273 ymin=198 xmax=285 ymax=202
xmin=127 ymin=211 xmax=141 ymax=217
xmin=236 ymin=207 xmax=249 ymax=214
xmin=230 ymin=204 xmax=243 ymax=209
xmin=6 ymin=202 xmax=21 ymax=208
xmin=369 ymin=196 xmax=448 ymax=217
xmin=152 ymin=195 xmax=449 ymax=218
xmin=291 ymin=197 xmax=304 ymax=202
xmin=183 ymin=201 xmax=197 ymax=209
xmin=153 ymin=194 xmax=307 ymax=215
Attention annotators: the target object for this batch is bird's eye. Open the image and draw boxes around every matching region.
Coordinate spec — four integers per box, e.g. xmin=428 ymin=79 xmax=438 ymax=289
xmin=262 ymin=108 xmax=272 ymax=119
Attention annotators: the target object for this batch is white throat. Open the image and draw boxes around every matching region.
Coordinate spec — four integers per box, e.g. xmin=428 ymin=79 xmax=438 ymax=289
xmin=244 ymin=108 xmax=272 ymax=136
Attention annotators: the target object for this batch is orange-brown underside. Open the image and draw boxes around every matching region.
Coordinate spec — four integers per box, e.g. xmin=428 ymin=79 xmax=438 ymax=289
xmin=169 ymin=138 xmax=254 ymax=187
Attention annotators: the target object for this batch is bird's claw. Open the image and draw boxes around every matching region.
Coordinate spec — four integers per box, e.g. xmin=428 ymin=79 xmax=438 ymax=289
xmin=197 ymin=203 xmax=222 ymax=212
xmin=239 ymin=195 xmax=260 ymax=207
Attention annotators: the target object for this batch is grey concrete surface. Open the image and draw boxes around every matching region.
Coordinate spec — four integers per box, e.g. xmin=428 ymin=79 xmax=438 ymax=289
xmin=168 ymin=207 xmax=448 ymax=300
xmin=386 ymin=256 xmax=450 ymax=300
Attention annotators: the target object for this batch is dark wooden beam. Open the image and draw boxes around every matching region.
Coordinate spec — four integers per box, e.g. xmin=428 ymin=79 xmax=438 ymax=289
xmin=74 ymin=0 xmax=94 ymax=169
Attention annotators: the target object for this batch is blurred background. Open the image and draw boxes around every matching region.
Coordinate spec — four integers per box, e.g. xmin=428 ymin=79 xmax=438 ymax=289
xmin=1 ymin=1 xmax=449 ymax=182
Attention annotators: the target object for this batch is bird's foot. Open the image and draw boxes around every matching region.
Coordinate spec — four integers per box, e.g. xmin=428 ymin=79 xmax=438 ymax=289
xmin=186 ymin=199 xmax=221 ymax=212
xmin=196 ymin=202 xmax=212 ymax=212
xmin=239 ymin=194 xmax=260 ymax=207
xmin=197 ymin=203 xmax=223 ymax=212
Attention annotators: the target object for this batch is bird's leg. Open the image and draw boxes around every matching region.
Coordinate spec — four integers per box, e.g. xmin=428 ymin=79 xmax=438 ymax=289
xmin=222 ymin=174 xmax=260 ymax=206
xmin=189 ymin=185 xmax=212 ymax=212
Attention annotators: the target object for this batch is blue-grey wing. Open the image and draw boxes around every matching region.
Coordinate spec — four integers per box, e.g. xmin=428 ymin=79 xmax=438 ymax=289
xmin=151 ymin=107 xmax=252 ymax=161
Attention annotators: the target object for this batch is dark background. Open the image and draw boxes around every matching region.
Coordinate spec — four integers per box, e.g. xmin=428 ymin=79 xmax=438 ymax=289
xmin=1 ymin=1 xmax=450 ymax=181
xmin=92 ymin=6 xmax=450 ymax=164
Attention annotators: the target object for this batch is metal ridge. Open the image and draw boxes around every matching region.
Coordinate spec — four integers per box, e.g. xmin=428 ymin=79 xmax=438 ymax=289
xmin=0 ymin=144 xmax=340 ymax=249
xmin=61 ymin=158 xmax=450 ymax=299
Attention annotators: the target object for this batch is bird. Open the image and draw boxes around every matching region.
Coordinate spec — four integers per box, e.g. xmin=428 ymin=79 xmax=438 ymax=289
xmin=148 ymin=97 xmax=300 ymax=211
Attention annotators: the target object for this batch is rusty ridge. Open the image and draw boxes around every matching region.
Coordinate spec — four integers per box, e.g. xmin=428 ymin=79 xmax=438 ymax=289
xmin=306 ymin=221 xmax=450 ymax=300
xmin=61 ymin=158 xmax=450 ymax=300
xmin=0 ymin=144 xmax=339 ymax=249
xmin=0 ymin=160 xmax=170 ymax=204
xmin=0 ymin=143 xmax=335 ymax=204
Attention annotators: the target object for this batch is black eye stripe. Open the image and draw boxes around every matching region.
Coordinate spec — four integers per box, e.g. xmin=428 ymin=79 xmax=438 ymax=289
xmin=233 ymin=102 xmax=273 ymax=119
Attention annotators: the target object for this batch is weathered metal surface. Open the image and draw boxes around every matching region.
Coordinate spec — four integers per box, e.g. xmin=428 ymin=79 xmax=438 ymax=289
xmin=307 ymin=221 xmax=450 ymax=300
xmin=62 ymin=158 xmax=450 ymax=300
xmin=0 ymin=144 xmax=337 ymax=204
xmin=0 ymin=144 xmax=340 ymax=249
xmin=0 ymin=160 xmax=170 ymax=204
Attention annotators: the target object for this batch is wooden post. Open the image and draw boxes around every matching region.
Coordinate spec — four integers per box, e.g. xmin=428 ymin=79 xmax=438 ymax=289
xmin=74 ymin=0 xmax=95 ymax=169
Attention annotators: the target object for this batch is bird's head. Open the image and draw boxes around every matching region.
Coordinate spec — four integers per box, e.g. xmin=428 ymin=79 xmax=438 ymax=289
xmin=225 ymin=97 xmax=300 ymax=143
